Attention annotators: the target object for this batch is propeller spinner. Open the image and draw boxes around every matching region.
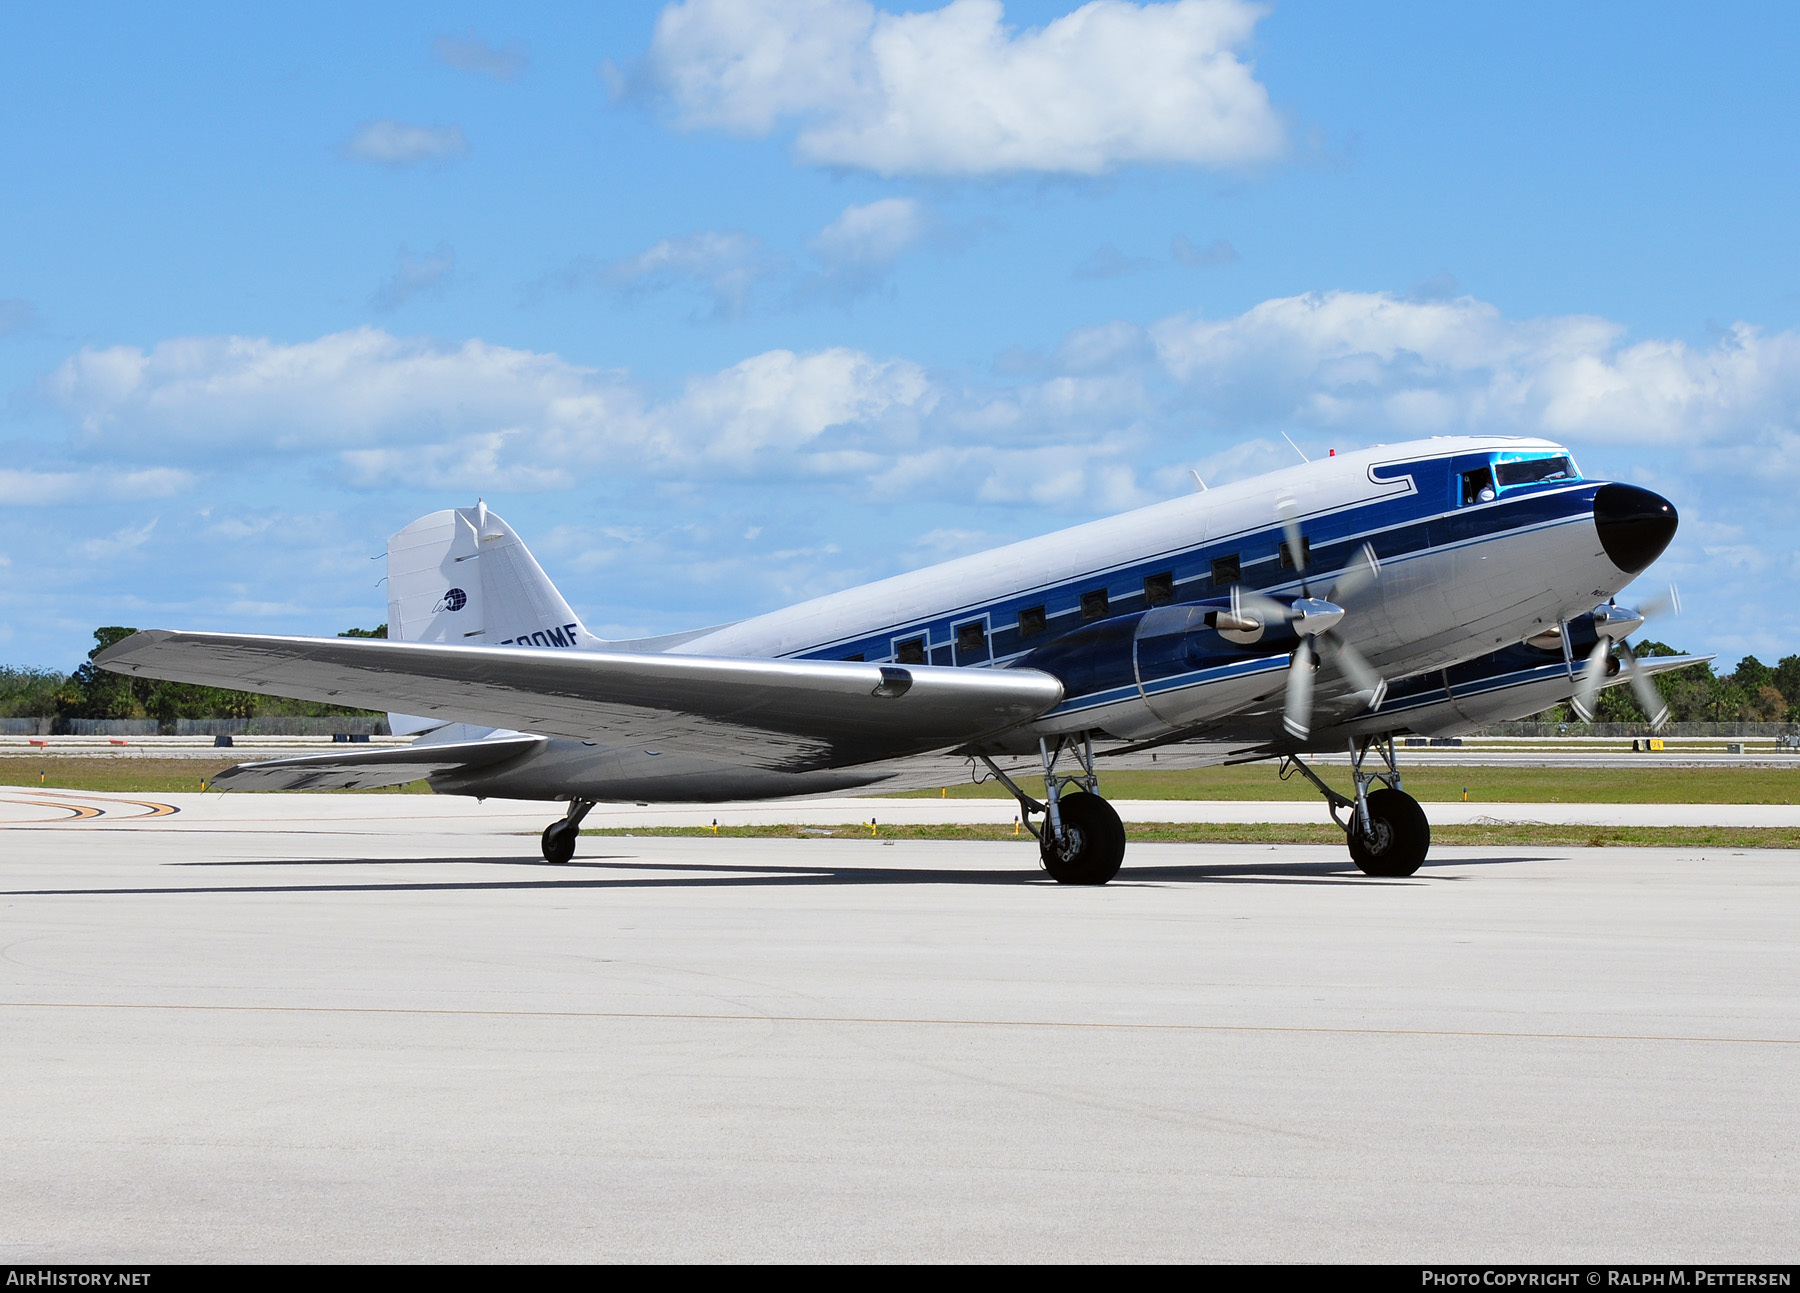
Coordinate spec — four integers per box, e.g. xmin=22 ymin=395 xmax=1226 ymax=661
xmin=1570 ymin=585 xmax=1680 ymax=728
xmin=1270 ymin=501 xmax=1388 ymax=739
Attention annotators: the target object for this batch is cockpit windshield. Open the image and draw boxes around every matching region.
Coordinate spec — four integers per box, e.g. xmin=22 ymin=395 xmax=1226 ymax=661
xmin=1494 ymin=454 xmax=1579 ymax=488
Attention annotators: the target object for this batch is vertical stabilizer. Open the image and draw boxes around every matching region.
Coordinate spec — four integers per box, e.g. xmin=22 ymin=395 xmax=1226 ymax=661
xmin=387 ymin=503 xmax=600 ymax=649
xmin=384 ymin=502 xmax=601 ymax=736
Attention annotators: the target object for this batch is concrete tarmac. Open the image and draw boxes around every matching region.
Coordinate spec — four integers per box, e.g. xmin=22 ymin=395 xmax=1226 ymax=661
xmin=5 ymin=787 xmax=1800 ymax=829
xmin=1 ymin=793 xmax=1796 ymax=1262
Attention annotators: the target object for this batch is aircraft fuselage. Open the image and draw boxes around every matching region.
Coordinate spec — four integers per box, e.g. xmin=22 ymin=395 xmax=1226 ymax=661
xmin=438 ymin=435 xmax=1678 ymax=802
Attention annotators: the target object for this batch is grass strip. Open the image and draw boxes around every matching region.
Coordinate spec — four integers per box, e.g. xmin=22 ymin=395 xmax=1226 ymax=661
xmin=581 ymin=822 xmax=1800 ymax=849
xmin=893 ymin=764 xmax=1800 ymax=804
xmin=0 ymin=757 xmax=429 ymax=794
xmin=7 ymin=758 xmax=1799 ymax=803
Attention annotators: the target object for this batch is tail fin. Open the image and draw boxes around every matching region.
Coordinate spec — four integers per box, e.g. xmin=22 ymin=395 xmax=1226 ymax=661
xmin=387 ymin=500 xmax=601 ymax=650
xmin=384 ymin=501 xmax=600 ymax=736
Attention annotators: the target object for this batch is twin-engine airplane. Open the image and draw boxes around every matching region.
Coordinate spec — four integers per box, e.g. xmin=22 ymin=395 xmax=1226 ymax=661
xmin=99 ymin=435 xmax=1700 ymax=883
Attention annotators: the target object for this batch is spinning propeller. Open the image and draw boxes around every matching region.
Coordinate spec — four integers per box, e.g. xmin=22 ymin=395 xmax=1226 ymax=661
xmin=1570 ymin=586 xmax=1681 ymax=729
xmin=1226 ymin=501 xmax=1389 ymax=740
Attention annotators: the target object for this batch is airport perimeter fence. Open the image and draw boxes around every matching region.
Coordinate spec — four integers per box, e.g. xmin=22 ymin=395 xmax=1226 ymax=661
xmin=3 ymin=715 xmax=1794 ymax=740
xmin=1481 ymin=720 xmax=1800 ymax=738
xmin=0 ymin=717 xmax=392 ymax=737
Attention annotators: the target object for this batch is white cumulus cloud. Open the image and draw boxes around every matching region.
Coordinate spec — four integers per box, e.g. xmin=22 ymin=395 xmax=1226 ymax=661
xmin=806 ymin=198 xmax=927 ymax=298
xmin=1151 ymin=290 xmax=1800 ymax=446
xmin=47 ymin=328 xmax=635 ymax=454
xmin=80 ymin=518 xmax=158 ymax=561
xmin=343 ymin=120 xmax=470 ymax=167
xmin=55 ymin=289 xmax=1800 ymax=535
xmin=45 ymin=329 xmax=937 ymax=491
xmin=0 ymin=467 xmax=193 ymax=506
xmin=597 ymin=230 xmax=770 ymax=319
xmin=811 ymin=198 xmax=925 ymax=266
xmin=668 ymin=346 xmax=934 ymax=466
xmin=639 ymin=0 xmax=1284 ymax=176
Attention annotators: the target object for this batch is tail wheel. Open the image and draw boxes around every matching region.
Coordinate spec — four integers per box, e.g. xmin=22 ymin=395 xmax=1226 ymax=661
xmin=541 ymin=820 xmax=578 ymax=865
xmin=1041 ymin=791 xmax=1126 ymax=885
xmin=1348 ymin=787 xmax=1430 ymax=877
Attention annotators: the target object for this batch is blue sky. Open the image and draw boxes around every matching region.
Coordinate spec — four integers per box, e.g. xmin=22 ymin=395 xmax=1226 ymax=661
xmin=4 ymin=1 xmax=1798 ymax=669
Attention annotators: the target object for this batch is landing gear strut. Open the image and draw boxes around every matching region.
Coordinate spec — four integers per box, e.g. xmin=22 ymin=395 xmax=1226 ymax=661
xmin=981 ymin=735 xmax=1125 ymax=885
xmin=541 ymin=797 xmax=595 ymax=864
xmin=1280 ymin=736 xmax=1430 ymax=877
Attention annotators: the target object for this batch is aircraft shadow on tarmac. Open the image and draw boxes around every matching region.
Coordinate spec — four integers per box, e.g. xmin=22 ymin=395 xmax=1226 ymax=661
xmin=12 ymin=852 xmax=1553 ymax=897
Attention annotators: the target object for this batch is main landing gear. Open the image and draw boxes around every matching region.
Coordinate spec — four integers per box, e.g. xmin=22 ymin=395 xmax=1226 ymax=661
xmin=1281 ymin=736 xmax=1431 ymax=877
xmin=541 ymin=797 xmax=595 ymax=864
xmin=982 ymin=735 xmax=1126 ymax=885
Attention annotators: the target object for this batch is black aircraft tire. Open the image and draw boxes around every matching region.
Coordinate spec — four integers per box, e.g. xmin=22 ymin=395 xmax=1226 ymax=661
xmin=542 ymin=820 xmax=578 ymax=865
xmin=1348 ymin=788 xmax=1430 ymax=877
xmin=1041 ymin=791 xmax=1126 ymax=885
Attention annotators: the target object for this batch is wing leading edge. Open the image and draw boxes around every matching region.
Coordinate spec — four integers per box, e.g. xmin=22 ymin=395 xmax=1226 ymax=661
xmin=97 ymin=631 xmax=1064 ymax=772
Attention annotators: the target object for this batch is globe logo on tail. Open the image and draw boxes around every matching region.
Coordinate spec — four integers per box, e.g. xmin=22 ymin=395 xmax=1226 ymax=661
xmin=434 ymin=588 xmax=468 ymax=613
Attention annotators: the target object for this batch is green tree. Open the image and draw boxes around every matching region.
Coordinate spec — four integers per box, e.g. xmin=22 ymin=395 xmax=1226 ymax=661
xmin=0 ymin=667 xmax=70 ymax=718
xmin=1732 ymin=655 xmax=1775 ymax=695
xmin=1773 ymin=654 xmax=1800 ymax=712
xmin=60 ymin=627 xmax=145 ymax=718
xmin=48 ymin=626 xmax=387 ymax=723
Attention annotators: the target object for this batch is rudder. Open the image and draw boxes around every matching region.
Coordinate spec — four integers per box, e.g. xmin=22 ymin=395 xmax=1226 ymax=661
xmin=387 ymin=500 xmax=600 ymax=650
xmin=385 ymin=501 xmax=600 ymax=737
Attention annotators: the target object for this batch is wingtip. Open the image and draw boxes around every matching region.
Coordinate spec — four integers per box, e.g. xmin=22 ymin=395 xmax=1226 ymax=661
xmin=92 ymin=628 xmax=172 ymax=669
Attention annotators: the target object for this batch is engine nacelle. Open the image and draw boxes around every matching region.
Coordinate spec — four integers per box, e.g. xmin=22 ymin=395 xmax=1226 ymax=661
xmin=1013 ymin=598 xmax=1308 ymax=740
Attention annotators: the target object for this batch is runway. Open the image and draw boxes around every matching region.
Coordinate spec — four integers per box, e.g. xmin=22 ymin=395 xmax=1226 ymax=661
xmin=1 ymin=791 xmax=1796 ymax=1262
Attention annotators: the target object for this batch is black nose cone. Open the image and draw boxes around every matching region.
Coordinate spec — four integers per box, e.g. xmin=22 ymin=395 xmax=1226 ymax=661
xmin=1594 ymin=483 xmax=1677 ymax=575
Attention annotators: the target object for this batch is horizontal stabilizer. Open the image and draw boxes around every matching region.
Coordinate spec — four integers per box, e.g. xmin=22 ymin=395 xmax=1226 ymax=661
xmin=210 ymin=734 xmax=545 ymax=791
xmin=98 ymin=631 xmax=1064 ymax=772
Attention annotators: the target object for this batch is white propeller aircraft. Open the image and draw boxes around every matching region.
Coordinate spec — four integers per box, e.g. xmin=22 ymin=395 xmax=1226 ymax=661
xmin=99 ymin=435 xmax=1702 ymax=883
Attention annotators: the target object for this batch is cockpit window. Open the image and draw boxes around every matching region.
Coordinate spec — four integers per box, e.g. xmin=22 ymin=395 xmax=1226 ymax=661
xmin=1494 ymin=454 xmax=1579 ymax=489
xmin=1461 ymin=466 xmax=1496 ymax=505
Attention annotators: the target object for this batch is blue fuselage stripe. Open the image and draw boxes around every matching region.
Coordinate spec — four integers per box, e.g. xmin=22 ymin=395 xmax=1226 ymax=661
xmin=793 ymin=466 xmax=1597 ymax=670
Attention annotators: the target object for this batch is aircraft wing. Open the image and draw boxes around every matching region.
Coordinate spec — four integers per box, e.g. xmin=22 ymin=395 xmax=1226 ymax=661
xmin=1628 ymin=653 xmax=1714 ymax=679
xmin=207 ymin=733 xmax=546 ymax=791
xmin=97 ymin=631 xmax=1064 ymax=772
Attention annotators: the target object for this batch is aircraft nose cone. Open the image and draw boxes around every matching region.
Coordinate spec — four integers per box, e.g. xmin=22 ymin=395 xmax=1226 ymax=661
xmin=1594 ymin=484 xmax=1677 ymax=575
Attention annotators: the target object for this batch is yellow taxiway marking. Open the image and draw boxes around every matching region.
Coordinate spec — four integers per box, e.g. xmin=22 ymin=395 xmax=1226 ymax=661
xmin=0 ymin=797 xmax=104 ymax=821
xmin=0 ymin=1000 xmax=1793 ymax=1048
xmin=7 ymin=791 xmax=180 ymax=820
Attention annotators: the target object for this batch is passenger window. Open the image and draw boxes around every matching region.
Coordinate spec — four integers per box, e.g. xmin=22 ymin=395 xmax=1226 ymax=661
xmin=1080 ymin=590 xmax=1110 ymax=621
xmin=1211 ymin=555 xmax=1240 ymax=586
xmin=1018 ymin=606 xmax=1047 ymax=636
xmin=894 ymin=637 xmax=926 ymax=665
xmin=841 ymin=652 xmax=865 ymax=662
xmin=955 ymin=621 xmax=987 ymax=654
xmin=1462 ymin=466 xmax=1496 ymax=505
xmin=1278 ymin=537 xmax=1310 ymax=570
xmin=1143 ymin=571 xmax=1174 ymax=606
